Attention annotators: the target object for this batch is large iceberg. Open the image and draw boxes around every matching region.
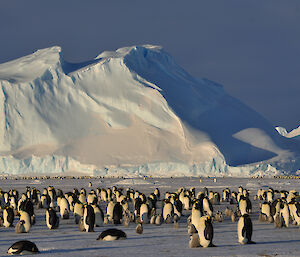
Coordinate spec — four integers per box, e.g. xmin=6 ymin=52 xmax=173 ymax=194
xmin=0 ymin=45 xmax=299 ymax=176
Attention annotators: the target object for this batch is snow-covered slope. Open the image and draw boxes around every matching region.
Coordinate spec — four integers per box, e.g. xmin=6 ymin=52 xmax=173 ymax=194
xmin=275 ymin=126 xmax=288 ymax=137
xmin=276 ymin=126 xmax=300 ymax=141
xmin=0 ymin=45 xmax=299 ymax=175
xmin=286 ymin=126 xmax=300 ymax=140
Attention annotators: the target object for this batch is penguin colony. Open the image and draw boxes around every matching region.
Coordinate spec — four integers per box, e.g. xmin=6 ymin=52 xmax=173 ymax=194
xmin=0 ymin=177 xmax=300 ymax=254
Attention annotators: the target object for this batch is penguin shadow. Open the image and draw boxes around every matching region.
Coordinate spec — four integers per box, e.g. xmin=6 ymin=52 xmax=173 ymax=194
xmin=126 ymin=234 xmax=178 ymax=241
xmin=41 ymin=243 xmax=156 ymax=254
xmin=256 ymin=239 xmax=300 ymax=245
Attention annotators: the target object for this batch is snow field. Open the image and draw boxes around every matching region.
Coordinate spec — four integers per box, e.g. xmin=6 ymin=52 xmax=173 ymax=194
xmin=0 ymin=177 xmax=299 ymax=256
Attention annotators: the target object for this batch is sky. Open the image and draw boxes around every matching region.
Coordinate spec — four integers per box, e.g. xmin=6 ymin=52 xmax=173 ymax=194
xmin=0 ymin=1 xmax=299 ymax=131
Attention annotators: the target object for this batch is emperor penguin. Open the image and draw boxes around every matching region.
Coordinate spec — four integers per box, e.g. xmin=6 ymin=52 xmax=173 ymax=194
xmin=87 ymin=193 xmax=97 ymax=205
xmin=198 ymin=215 xmax=215 ymax=247
xmin=162 ymin=199 xmax=174 ymax=222
xmin=239 ymin=197 xmax=248 ymax=216
xmin=59 ymin=197 xmax=70 ymax=219
xmin=173 ymin=198 xmax=183 ymax=218
xmin=18 ymin=211 xmax=31 ymax=233
xmin=74 ymin=201 xmax=84 ymax=224
xmin=3 ymin=206 xmax=14 ymax=227
xmin=140 ymin=202 xmax=149 ymax=224
xmin=113 ymin=202 xmax=123 ymax=224
xmin=182 ymin=195 xmax=191 ymax=210
xmin=280 ymin=201 xmax=290 ymax=227
xmin=189 ymin=233 xmax=201 ymax=248
xmin=191 ymin=200 xmax=203 ymax=232
xmin=83 ymin=204 xmax=95 ymax=232
xmin=15 ymin=220 xmax=26 ymax=234
xmin=202 ymin=197 xmax=213 ymax=217
xmin=7 ymin=240 xmax=39 ymax=255
xmin=46 ymin=207 xmax=59 ymax=230
xmin=237 ymin=214 xmax=255 ymax=244
xmin=79 ymin=192 xmax=86 ymax=204
xmin=92 ymin=204 xmax=104 ymax=227
xmin=155 ymin=214 xmax=163 ymax=226
xmin=100 ymin=189 xmax=108 ymax=202
xmin=107 ymin=200 xmax=115 ymax=222
xmin=136 ymin=223 xmax=143 ymax=234
xmin=154 ymin=188 xmax=160 ymax=200
xmin=289 ymin=202 xmax=300 ymax=225
xmin=97 ymin=228 xmax=127 ymax=241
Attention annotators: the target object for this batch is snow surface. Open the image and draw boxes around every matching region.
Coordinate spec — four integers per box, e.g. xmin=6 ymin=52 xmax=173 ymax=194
xmin=0 ymin=45 xmax=299 ymax=176
xmin=0 ymin=177 xmax=300 ymax=256
xmin=276 ymin=126 xmax=288 ymax=137
xmin=287 ymin=126 xmax=300 ymax=140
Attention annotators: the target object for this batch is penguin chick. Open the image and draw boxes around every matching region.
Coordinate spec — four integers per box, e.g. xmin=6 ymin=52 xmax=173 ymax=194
xmin=15 ymin=220 xmax=26 ymax=233
xmin=274 ymin=213 xmax=283 ymax=228
xmin=165 ymin=214 xmax=172 ymax=224
xmin=150 ymin=215 xmax=156 ymax=224
xmin=123 ymin=214 xmax=130 ymax=227
xmin=188 ymin=223 xmax=197 ymax=234
xmin=189 ymin=233 xmax=201 ymax=248
xmin=136 ymin=223 xmax=143 ymax=234
xmin=173 ymin=214 xmax=179 ymax=229
xmin=155 ymin=214 xmax=163 ymax=226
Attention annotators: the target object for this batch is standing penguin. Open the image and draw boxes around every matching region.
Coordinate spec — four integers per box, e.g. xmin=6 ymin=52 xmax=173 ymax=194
xmin=191 ymin=200 xmax=203 ymax=232
xmin=140 ymin=202 xmax=149 ymax=224
xmin=92 ymin=204 xmax=104 ymax=227
xmin=83 ymin=204 xmax=95 ymax=232
xmin=46 ymin=208 xmax=59 ymax=230
xmin=3 ymin=206 xmax=14 ymax=227
xmin=198 ymin=215 xmax=215 ymax=247
xmin=112 ymin=202 xmax=123 ymax=225
xmin=280 ymin=202 xmax=290 ymax=227
xmin=59 ymin=197 xmax=70 ymax=219
xmin=17 ymin=211 xmax=31 ymax=233
xmin=237 ymin=214 xmax=255 ymax=244
xmin=74 ymin=201 xmax=84 ymax=224
xmin=162 ymin=199 xmax=174 ymax=222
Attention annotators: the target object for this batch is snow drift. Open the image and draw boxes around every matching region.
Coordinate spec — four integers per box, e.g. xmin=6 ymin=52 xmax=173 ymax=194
xmin=0 ymin=45 xmax=299 ymax=176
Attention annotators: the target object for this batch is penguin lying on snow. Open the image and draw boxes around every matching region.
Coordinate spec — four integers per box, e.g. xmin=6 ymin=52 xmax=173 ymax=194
xmin=97 ymin=229 xmax=127 ymax=241
xmin=8 ymin=240 xmax=39 ymax=255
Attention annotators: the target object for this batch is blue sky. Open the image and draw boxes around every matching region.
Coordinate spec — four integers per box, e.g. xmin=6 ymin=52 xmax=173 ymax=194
xmin=0 ymin=0 xmax=299 ymax=130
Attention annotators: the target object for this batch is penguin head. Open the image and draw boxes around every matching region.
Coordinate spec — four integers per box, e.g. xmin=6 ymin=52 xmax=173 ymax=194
xmin=193 ymin=200 xmax=202 ymax=210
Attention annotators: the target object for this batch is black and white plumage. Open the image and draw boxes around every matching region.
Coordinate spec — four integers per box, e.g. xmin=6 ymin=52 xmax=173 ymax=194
xmin=83 ymin=204 xmax=95 ymax=232
xmin=198 ymin=215 xmax=215 ymax=247
xmin=3 ymin=206 xmax=14 ymax=227
xmin=7 ymin=240 xmax=39 ymax=255
xmin=97 ymin=229 xmax=127 ymax=241
xmin=59 ymin=197 xmax=70 ymax=219
xmin=46 ymin=208 xmax=59 ymax=230
xmin=112 ymin=202 xmax=123 ymax=225
xmin=17 ymin=211 xmax=31 ymax=233
xmin=92 ymin=204 xmax=104 ymax=227
xmin=237 ymin=214 xmax=255 ymax=244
